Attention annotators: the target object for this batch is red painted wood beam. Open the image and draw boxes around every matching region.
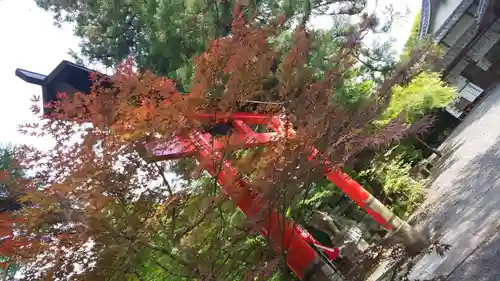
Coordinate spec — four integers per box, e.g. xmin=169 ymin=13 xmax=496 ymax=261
xmin=190 ymin=131 xmax=338 ymax=279
xmin=143 ymin=112 xmax=426 ymax=251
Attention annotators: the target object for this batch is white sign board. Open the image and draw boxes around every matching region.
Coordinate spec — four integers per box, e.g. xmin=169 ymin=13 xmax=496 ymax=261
xmin=459 ymin=82 xmax=483 ymax=102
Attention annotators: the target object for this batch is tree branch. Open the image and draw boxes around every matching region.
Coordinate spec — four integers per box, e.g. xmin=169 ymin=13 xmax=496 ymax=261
xmin=312 ymin=0 xmax=367 ymax=16
xmin=174 ymin=193 xmax=227 ymax=240
xmin=355 ymin=53 xmax=394 ymax=73
xmin=238 ymin=99 xmax=288 ymax=105
xmin=139 ymin=241 xmax=189 ymax=266
xmin=111 ymin=231 xmax=190 ymax=268
xmin=133 ymin=271 xmax=146 ymax=281
xmin=152 ymin=161 xmax=178 ymax=233
xmin=131 ymin=246 xmax=196 ymax=279
xmin=301 ymin=0 xmax=312 ymax=25
xmin=149 ymin=259 xmax=195 ymax=279
xmin=153 ymin=162 xmax=173 ymax=196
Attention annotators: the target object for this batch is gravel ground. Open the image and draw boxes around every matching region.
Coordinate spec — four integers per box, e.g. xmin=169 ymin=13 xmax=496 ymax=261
xmin=407 ymin=83 xmax=500 ymax=281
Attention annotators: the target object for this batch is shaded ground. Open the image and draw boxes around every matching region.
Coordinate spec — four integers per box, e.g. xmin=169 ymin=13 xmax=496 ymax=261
xmin=406 ymin=83 xmax=500 ymax=281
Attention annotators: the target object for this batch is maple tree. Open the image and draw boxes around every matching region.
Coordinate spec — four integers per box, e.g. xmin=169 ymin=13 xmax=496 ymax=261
xmin=2 ymin=3 xmax=444 ymax=281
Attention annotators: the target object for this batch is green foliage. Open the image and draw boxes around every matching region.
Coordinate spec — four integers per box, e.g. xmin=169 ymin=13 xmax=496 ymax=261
xmin=334 ymin=78 xmax=373 ymax=110
xmin=0 ymin=143 xmax=25 ymax=210
xmin=0 ymin=144 xmax=23 ymax=278
xmin=0 ymin=144 xmax=24 ymax=180
xmin=379 ymin=72 xmax=455 ymax=125
xmin=289 ymin=181 xmax=339 ymax=221
xmin=36 ymin=0 xmax=228 ymax=88
xmin=275 ymin=28 xmax=375 ymax=110
xmin=360 ymin=146 xmax=424 ymax=219
xmin=349 ymin=11 xmax=454 ymax=221
xmin=388 ymin=142 xmax=424 ymax=165
xmin=36 ymin=0 xmax=394 ymax=94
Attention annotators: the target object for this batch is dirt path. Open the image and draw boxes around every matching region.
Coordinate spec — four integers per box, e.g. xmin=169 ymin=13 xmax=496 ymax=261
xmin=407 ymin=83 xmax=500 ymax=281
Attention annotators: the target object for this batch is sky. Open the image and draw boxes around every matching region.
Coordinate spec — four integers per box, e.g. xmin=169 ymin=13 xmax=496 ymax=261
xmin=0 ymin=0 xmax=421 ymax=149
xmin=0 ymin=0 xmax=78 ymax=149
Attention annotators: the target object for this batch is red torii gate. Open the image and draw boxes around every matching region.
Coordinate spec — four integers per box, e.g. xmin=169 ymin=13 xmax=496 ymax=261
xmin=0 ymin=111 xmax=425 ymax=280
xmin=138 ymin=111 xmax=425 ymax=280
xmin=0 ymin=112 xmax=342 ymax=280
xmin=4 ymin=61 xmax=427 ymax=280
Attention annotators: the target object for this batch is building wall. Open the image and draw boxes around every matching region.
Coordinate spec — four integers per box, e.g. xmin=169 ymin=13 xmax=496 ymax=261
xmin=432 ymin=0 xmax=467 ymax=34
xmin=423 ymin=0 xmax=499 ymax=120
xmin=444 ymin=16 xmax=500 ymax=119
xmin=441 ymin=12 xmax=476 ymax=46
xmin=467 ymin=18 xmax=500 ymax=66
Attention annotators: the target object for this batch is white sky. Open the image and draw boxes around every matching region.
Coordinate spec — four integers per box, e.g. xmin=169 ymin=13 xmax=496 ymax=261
xmin=0 ymin=0 xmax=421 ymax=148
xmin=0 ymin=0 xmax=78 ymax=149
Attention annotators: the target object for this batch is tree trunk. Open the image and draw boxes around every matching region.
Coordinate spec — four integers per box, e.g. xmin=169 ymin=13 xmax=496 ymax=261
xmin=414 ymin=136 xmax=442 ymax=157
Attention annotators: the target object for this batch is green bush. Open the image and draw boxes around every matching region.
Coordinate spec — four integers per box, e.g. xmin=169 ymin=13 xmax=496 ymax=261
xmin=360 ymin=147 xmax=424 ymax=219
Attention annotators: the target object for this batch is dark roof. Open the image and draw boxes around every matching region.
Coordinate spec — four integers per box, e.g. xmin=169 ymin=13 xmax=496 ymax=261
xmin=15 ymin=60 xmax=104 ymax=114
xmin=419 ymin=0 xmax=493 ymax=41
xmin=15 ymin=69 xmax=47 ymax=85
